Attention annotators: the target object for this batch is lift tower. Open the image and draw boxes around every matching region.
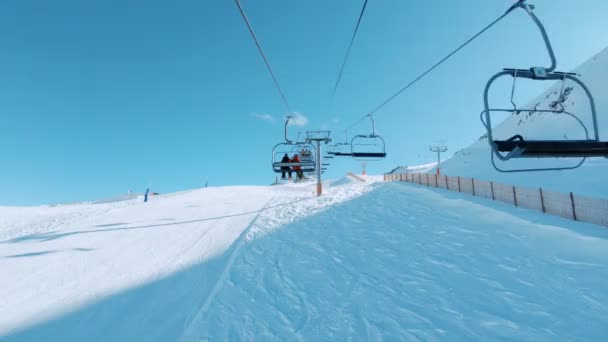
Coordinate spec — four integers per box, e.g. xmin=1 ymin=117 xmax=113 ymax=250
xmin=306 ymin=131 xmax=332 ymax=196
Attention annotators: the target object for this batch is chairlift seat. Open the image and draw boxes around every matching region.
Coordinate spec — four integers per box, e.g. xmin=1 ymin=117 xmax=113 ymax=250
xmin=329 ymin=151 xmax=354 ymax=157
xmin=272 ymin=161 xmax=315 ymax=173
xmin=352 ymin=152 xmax=387 ymax=158
xmin=494 ymin=135 xmax=608 ymax=158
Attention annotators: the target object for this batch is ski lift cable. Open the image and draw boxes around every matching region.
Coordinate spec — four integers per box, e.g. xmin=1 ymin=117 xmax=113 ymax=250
xmin=345 ymin=0 xmax=525 ymax=131
xmin=329 ymin=0 xmax=369 ymax=103
xmin=234 ymin=0 xmax=294 ymax=116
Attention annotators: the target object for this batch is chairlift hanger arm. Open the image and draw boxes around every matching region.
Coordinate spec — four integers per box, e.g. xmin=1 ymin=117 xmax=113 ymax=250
xmin=367 ymin=115 xmax=376 ymax=136
xmin=284 ymin=116 xmax=292 ymax=143
xmin=510 ymin=1 xmax=557 ymax=73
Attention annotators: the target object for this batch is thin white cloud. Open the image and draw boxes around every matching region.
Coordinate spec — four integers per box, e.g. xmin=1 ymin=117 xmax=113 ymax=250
xmin=250 ymin=112 xmax=276 ymax=124
xmin=287 ymin=112 xmax=308 ymax=127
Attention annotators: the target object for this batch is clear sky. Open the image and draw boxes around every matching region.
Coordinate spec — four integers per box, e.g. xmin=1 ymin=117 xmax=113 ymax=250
xmin=1 ymin=0 xmax=607 ymax=205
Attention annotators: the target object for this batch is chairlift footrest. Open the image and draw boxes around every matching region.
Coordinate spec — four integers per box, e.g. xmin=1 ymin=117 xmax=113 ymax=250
xmin=494 ymin=139 xmax=608 ymax=157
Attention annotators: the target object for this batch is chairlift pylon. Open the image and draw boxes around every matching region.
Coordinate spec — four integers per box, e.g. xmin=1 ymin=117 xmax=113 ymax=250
xmin=481 ymin=1 xmax=608 ymax=172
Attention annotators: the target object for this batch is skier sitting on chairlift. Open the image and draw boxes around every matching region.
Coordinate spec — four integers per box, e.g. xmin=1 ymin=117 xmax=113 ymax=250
xmin=301 ymin=149 xmax=312 ymax=161
xmin=281 ymin=153 xmax=292 ymax=179
xmin=292 ymin=154 xmax=304 ymax=180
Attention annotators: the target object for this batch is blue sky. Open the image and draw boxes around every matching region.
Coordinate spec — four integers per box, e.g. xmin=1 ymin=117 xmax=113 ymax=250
xmin=0 ymin=0 xmax=607 ymax=205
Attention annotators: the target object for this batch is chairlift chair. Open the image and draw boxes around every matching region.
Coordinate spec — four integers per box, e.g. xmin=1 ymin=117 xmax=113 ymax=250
xmin=327 ymin=142 xmax=354 ymax=157
xmin=350 ymin=115 xmax=387 ymax=160
xmin=272 ymin=116 xmax=317 ymax=173
xmin=481 ymin=1 xmax=608 ymax=172
xmin=326 ymin=130 xmax=353 ymax=157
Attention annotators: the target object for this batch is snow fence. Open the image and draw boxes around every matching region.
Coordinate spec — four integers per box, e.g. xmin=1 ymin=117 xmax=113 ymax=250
xmin=384 ymin=173 xmax=608 ymax=228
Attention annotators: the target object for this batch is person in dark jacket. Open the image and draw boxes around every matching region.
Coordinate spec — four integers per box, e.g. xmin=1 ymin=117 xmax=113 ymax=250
xmin=280 ymin=153 xmax=292 ymax=179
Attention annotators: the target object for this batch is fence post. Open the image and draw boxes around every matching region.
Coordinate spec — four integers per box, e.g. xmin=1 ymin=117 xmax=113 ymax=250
xmin=472 ymin=178 xmax=476 ymax=196
xmin=418 ymin=173 xmax=421 ymax=184
xmin=513 ymin=186 xmax=518 ymax=207
xmin=570 ymin=192 xmax=577 ymax=221
xmin=490 ymin=181 xmax=495 ymax=200
xmin=457 ymin=176 xmax=461 ymax=192
xmin=540 ymin=188 xmax=546 ymax=213
xmin=446 ymin=175 xmax=449 ymax=190
xmin=426 ymin=173 xmax=429 ymax=186
xmin=435 ymin=174 xmax=439 ymax=188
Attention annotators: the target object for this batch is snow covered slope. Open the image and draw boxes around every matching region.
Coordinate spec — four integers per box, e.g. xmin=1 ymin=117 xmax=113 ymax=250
xmin=2 ymin=180 xmax=608 ymax=341
xmin=437 ymin=47 xmax=608 ymax=198
xmin=0 ymin=181 xmax=374 ymax=340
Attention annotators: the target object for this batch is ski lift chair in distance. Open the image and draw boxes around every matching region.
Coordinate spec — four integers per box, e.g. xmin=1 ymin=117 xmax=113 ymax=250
xmin=481 ymin=0 xmax=608 ymax=172
xmin=326 ymin=130 xmax=353 ymax=157
xmin=327 ymin=143 xmax=353 ymax=157
xmin=351 ymin=115 xmax=387 ymax=160
xmin=272 ymin=116 xmax=316 ymax=174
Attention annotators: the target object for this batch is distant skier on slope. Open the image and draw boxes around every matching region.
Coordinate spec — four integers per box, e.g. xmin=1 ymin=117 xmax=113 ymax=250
xmin=281 ymin=153 xmax=292 ymax=179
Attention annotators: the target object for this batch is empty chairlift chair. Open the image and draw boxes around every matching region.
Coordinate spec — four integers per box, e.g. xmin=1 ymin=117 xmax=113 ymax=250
xmin=327 ymin=142 xmax=353 ymax=157
xmin=326 ymin=130 xmax=353 ymax=157
xmin=350 ymin=115 xmax=387 ymax=160
xmin=481 ymin=1 xmax=608 ymax=172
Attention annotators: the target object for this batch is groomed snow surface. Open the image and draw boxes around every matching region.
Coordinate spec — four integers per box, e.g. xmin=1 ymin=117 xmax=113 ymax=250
xmin=2 ymin=176 xmax=608 ymax=341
